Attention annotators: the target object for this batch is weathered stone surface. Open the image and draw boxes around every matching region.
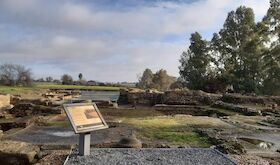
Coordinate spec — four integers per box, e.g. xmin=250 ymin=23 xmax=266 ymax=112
xmin=230 ymin=154 xmax=270 ymax=165
xmin=0 ymin=94 xmax=10 ymax=110
xmin=213 ymin=101 xmax=261 ymax=115
xmin=0 ymin=119 xmax=26 ymax=131
xmin=121 ymin=89 xmax=222 ymax=106
xmin=9 ymin=103 xmax=61 ymax=117
xmin=196 ymin=129 xmax=246 ymax=155
xmin=215 ymin=141 xmax=246 ymax=154
xmin=0 ymin=130 xmax=3 ymax=139
xmin=0 ymin=116 xmax=45 ymax=132
xmin=115 ymin=136 xmax=142 ymax=148
xmin=154 ymin=104 xmax=207 ymax=116
xmin=10 ymin=95 xmax=21 ymax=105
xmin=163 ymin=90 xmax=222 ymax=105
xmin=0 ymin=140 xmax=40 ymax=165
xmin=127 ymin=91 xmax=163 ymax=105
xmin=221 ymin=93 xmax=280 ymax=105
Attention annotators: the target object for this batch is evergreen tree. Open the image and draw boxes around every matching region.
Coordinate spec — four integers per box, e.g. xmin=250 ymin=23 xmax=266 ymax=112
xmin=78 ymin=73 xmax=83 ymax=81
xmin=179 ymin=32 xmax=210 ymax=90
xmin=215 ymin=6 xmax=264 ymax=93
xmin=262 ymin=0 xmax=280 ymax=95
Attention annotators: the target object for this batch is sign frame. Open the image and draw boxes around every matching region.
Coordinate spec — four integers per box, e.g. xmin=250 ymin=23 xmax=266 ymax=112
xmin=63 ymin=102 xmax=108 ymax=134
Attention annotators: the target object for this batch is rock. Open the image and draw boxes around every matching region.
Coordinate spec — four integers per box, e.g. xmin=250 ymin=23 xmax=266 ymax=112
xmin=215 ymin=141 xmax=246 ymax=154
xmin=230 ymin=154 xmax=270 ymax=165
xmin=272 ymin=104 xmax=278 ymax=110
xmin=213 ymin=101 xmax=260 ymax=115
xmin=127 ymin=91 xmax=163 ymax=106
xmin=9 ymin=103 xmax=61 ymax=117
xmin=163 ymin=90 xmax=221 ymax=105
xmin=112 ymin=102 xmax=119 ymax=109
xmin=115 ymin=136 xmax=142 ymax=148
xmin=154 ymin=104 xmax=208 ymax=116
xmin=159 ymin=144 xmax=171 ymax=148
xmin=221 ymin=93 xmax=280 ymax=105
xmin=10 ymin=95 xmax=21 ymax=105
xmin=0 ymin=130 xmax=3 ymax=139
xmin=0 ymin=140 xmax=40 ymax=165
xmin=0 ymin=94 xmax=11 ymax=110
xmin=258 ymin=142 xmax=272 ymax=149
xmin=28 ymin=116 xmax=48 ymax=126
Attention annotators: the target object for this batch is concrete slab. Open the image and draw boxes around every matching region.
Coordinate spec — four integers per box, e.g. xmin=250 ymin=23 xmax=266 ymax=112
xmin=66 ymin=148 xmax=236 ymax=165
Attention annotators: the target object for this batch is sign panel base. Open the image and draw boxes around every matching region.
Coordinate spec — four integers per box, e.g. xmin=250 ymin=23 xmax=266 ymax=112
xmin=79 ymin=133 xmax=91 ymax=156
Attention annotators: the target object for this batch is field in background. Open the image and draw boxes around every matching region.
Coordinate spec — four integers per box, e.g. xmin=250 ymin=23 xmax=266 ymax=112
xmin=37 ymin=84 xmax=120 ymax=91
xmin=0 ymin=84 xmax=120 ymax=95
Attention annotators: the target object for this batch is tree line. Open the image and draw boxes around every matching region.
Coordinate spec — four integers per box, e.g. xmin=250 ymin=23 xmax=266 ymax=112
xmin=0 ymin=64 xmax=136 ymax=88
xmin=0 ymin=63 xmax=87 ymax=86
xmin=0 ymin=64 xmax=33 ymax=86
xmin=179 ymin=1 xmax=280 ymax=95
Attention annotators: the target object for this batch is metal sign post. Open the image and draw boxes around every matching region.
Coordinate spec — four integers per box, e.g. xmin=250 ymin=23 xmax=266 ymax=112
xmin=63 ymin=103 xmax=108 ymax=156
xmin=79 ymin=133 xmax=91 ymax=156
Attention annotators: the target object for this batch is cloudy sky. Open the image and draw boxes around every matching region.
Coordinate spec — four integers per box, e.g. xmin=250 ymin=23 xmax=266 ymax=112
xmin=0 ymin=0 xmax=270 ymax=82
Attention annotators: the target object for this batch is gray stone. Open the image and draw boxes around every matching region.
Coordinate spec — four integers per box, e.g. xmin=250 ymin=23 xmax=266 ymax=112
xmin=115 ymin=137 xmax=142 ymax=148
xmin=65 ymin=148 xmax=236 ymax=165
xmin=0 ymin=140 xmax=40 ymax=165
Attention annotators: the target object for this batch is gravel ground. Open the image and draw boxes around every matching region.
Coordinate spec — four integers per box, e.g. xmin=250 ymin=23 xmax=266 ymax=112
xmin=66 ymin=148 xmax=237 ymax=165
xmin=230 ymin=154 xmax=270 ymax=165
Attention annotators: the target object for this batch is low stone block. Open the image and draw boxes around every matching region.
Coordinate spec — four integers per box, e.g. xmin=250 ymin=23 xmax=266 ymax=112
xmin=0 ymin=140 xmax=40 ymax=165
xmin=0 ymin=94 xmax=10 ymax=110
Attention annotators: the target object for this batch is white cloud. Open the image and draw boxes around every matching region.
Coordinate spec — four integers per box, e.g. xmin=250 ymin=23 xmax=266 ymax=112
xmin=241 ymin=0 xmax=270 ymax=19
xmin=0 ymin=0 xmax=271 ymax=81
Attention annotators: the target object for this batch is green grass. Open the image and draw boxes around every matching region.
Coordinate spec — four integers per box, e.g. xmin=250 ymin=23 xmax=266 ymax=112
xmin=101 ymin=108 xmax=164 ymax=119
xmin=36 ymin=84 xmax=120 ymax=91
xmin=153 ymin=132 xmax=211 ymax=147
xmin=0 ymin=86 xmax=39 ymax=95
xmin=0 ymin=84 xmax=120 ymax=94
xmin=122 ymin=116 xmax=213 ymax=147
xmin=45 ymin=121 xmax=71 ymax=127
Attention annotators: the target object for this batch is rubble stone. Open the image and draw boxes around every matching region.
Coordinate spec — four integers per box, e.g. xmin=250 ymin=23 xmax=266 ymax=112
xmin=213 ymin=101 xmax=261 ymax=115
xmin=115 ymin=136 xmax=142 ymax=148
xmin=0 ymin=140 xmax=40 ymax=165
xmin=163 ymin=90 xmax=222 ymax=105
xmin=9 ymin=103 xmax=61 ymax=117
xmin=222 ymin=93 xmax=280 ymax=105
xmin=0 ymin=94 xmax=10 ymax=110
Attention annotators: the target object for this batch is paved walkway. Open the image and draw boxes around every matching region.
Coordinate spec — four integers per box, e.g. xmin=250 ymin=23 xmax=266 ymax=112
xmin=66 ymin=148 xmax=236 ymax=165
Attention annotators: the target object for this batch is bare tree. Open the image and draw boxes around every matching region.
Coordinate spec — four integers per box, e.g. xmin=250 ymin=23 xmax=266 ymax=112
xmin=0 ymin=63 xmax=33 ymax=86
xmin=16 ymin=65 xmax=33 ymax=86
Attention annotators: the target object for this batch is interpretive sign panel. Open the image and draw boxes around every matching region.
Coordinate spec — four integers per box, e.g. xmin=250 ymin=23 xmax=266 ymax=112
xmin=63 ymin=103 xmax=108 ymax=133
